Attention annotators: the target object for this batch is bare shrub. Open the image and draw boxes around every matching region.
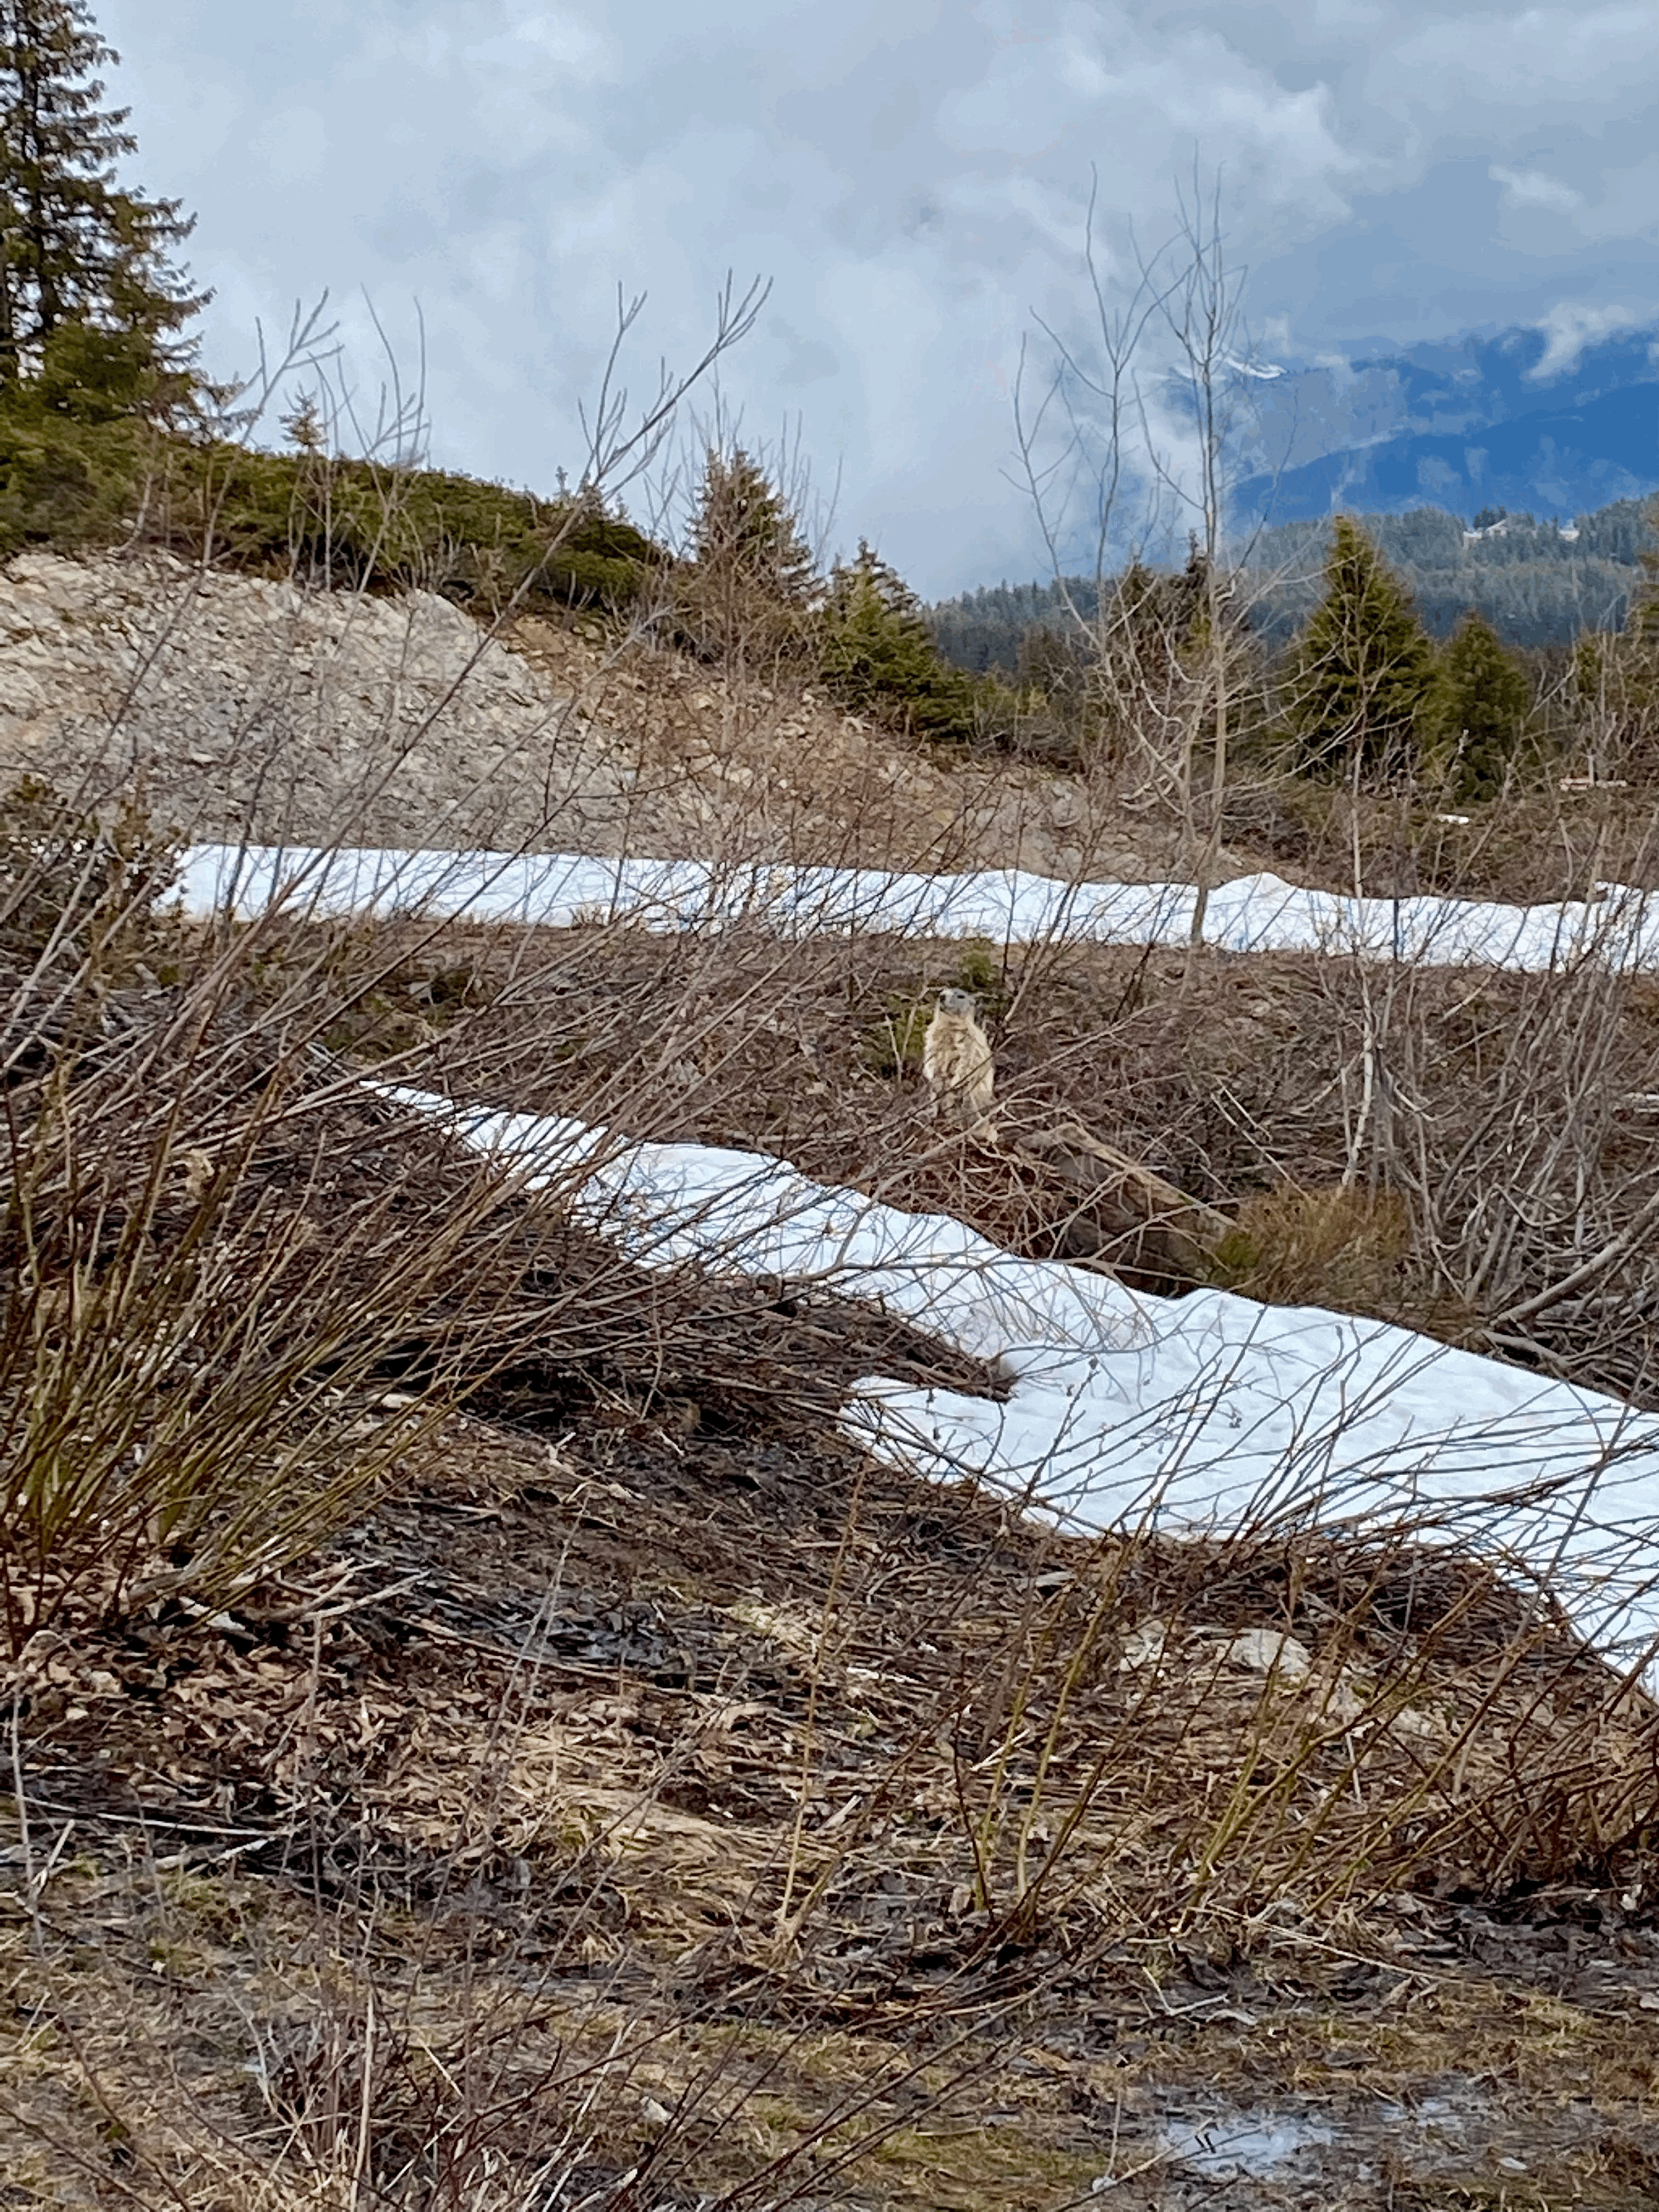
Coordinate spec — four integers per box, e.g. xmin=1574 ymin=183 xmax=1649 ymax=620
xmin=0 ymin=870 xmax=523 ymax=1646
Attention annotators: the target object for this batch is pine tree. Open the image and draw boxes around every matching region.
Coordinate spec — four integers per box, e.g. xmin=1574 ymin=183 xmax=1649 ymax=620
xmin=1620 ymin=496 xmax=1659 ymax=662
xmin=1287 ymin=516 xmax=1438 ymax=782
xmin=1428 ymin=611 xmax=1533 ymax=800
xmin=1573 ymin=495 xmax=1659 ymax=775
xmin=679 ymin=445 xmax=819 ymax=667
xmin=0 ymin=0 xmax=203 ymax=417
xmin=819 ymin=540 xmax=981 ymax=744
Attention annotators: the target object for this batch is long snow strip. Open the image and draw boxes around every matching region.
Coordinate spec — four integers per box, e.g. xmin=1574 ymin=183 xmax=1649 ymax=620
xmin=380 ymin=1084 xmax=1659 ymax=1688
xmin=179 ymin=845 xmax=1659 ymax=972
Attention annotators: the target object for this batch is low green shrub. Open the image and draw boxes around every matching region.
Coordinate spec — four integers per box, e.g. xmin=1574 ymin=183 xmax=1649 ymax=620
xmin=0 ymin=408 xmax=666 ymax=614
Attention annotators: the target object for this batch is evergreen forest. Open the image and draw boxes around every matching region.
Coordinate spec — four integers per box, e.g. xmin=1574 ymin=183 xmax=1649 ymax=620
xmin=927 ymin=496 xmax=1658 ymax=673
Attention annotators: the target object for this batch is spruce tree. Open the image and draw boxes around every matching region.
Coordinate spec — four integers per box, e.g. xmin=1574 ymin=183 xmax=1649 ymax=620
xmin=0 ymin=0 xmax=202 ymax=416
xmin=1573 ymin=496 xmax=1659 ymax=774
xmin=1288 ymin=516 xmax=1438 ymax=782
xmin=819 ymin=540 xmax=980 ymax=744
xmin=1429 ymin=611 xmax=1532 ymax=800
xmin=680 ymin=445 xmax=818 ymax=666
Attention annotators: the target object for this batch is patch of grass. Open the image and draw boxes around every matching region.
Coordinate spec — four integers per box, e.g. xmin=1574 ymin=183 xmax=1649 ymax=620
xmin=1384 ymin=2179 xmax=1656 ymax=2211
xmin=0 ymin=415 xmax=666 ymax=615
xmin=951 ymin=937 xmax=1011 ymax=1023
xmin=5 ymin=1399 xmax=1659 ymax=2203
xmin=1208 ymin=1183 xmax=1413 ymax=1313
xmin=864 ymin=996 xmax=930 ymax=1079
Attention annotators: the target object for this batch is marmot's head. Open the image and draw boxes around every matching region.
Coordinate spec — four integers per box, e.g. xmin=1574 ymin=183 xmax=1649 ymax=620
xmin=936 ymin=986 xmax=979 ymax=1017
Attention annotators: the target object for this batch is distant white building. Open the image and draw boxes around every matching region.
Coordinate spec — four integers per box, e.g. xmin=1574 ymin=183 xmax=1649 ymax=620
xmin=1460 ymin=512 xmax=1582 ymax=544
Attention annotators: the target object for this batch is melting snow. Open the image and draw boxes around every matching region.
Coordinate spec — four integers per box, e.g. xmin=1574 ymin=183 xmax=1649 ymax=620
xmin=175 ymin=845 xmax=1659 ymax=1674
xmin=377 ymin=1086 xmax=1659 ymax=1685
xmin=178 ymin=845 xmax=1659 ymax=974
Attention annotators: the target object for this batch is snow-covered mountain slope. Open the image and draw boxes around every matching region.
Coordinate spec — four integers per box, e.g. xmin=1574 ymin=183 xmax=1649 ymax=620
xmin=1230 ymin=321 xmax=1659 ymax=524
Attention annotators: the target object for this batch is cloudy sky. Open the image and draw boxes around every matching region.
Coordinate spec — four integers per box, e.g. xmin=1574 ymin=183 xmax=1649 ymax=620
xmin=101 ymin=0 xmax=1659 ymax=596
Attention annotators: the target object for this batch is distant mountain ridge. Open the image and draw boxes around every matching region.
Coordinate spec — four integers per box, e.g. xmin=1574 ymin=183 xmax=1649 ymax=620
xmin=927 ymin=495 xmax=1657 ymax=668
xmin=1230 ymin=321 xmax=1659 ymax=525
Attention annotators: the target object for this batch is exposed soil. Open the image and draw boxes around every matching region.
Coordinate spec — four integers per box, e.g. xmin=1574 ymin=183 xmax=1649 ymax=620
xmin=0 ymin=552 xmax=1152 ymax=878
xmin=6 ymin=1370 xmax=1659 ymax=2207
xmin=13 ymin=548 xmax=1655 ymax=906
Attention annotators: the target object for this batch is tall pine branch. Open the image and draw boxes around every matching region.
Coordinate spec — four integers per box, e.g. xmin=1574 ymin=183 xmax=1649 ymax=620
xmin=0 ymin=0 xmax=204 ymax=416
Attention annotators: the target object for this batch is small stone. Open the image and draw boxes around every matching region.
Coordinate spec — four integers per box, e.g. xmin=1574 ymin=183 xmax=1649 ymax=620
xmin=1119 ymin=1619 xmax=1168 ymax=1670
xmin=1221 ymin=1628 xmax=1313 ymax=1681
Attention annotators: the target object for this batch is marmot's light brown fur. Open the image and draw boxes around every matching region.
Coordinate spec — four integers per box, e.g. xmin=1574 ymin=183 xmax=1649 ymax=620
xmin=922 ymin=987 xmax=997 ymax=1140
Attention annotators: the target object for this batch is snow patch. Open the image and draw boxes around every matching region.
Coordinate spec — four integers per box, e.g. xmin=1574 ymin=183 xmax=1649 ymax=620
xmin=382 ymin=1085 xmax=1659 ymax=1686
xmin=178 ymin=845 xmax=1659 ymax=975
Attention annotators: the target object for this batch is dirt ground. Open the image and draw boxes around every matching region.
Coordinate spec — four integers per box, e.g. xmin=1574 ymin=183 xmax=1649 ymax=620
xmin=8 ymin=850 xmax=1659 ymax=2202
xmin=6 ymin=1358 xmax=1659 ymax=2207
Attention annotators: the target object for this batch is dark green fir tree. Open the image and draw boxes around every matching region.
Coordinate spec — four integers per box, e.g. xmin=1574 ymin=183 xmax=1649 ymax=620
xmin=680 ymin=445 xmax=819 ymax=665
xmin=1287 ymin=516 xmax=1438 ymax=782
xmin=1429 ymin=611 xmax=1533 ymax=800
xmin=0 ymin=0 xmax=204 ymax=420
xmin=1573 ymin=494 xmax=1659 ymax=772
xmin=819 ymin=540 xmax=980 ymax=744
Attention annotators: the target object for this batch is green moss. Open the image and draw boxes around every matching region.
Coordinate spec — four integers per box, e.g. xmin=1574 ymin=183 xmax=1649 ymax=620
xmin=951 ymin=939 xmax=1009 ymax=1021
xmin=864 ymin=998 xmax=930 ymax=1079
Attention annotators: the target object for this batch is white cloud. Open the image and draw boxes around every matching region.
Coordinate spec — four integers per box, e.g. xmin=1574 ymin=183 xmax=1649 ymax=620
xmin=1391 ymin=4 xmax=1657 ymax=103
xmin=944 ymin=7 xmax=1357 ymax=216
xmin=251 ymin=105 xmax=326 ymax=189
xmin=95 ymin=0 xmax=1659 ymax=594
xmin=1530 ymin=299 xmax=1651 ymax=378
xmin=1491 ymin=163 xmax=1581 ymax=211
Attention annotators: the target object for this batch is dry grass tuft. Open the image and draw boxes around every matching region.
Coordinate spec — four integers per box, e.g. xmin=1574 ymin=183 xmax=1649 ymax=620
xmin=1207 ymin=1183 xmax=1413 ymax=1313
xmin=4 ymin=1406 xmax=1659 ymax=2205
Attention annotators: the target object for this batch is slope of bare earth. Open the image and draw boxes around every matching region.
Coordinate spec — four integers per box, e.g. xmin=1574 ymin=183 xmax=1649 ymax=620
xmin=7 ymin=1391 xmax=1659 ymax=2209
xmin=4 ymin=877 xmax=1659 ymax=2201
xmin=0 ymin=551 xmax=1172 ymax=877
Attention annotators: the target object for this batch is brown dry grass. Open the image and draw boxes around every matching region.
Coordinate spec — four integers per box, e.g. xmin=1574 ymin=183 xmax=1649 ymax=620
xmin=6 ymin=517 xmax=1659 ymax=2203
xmin=4 ymin=1395 xmax=1659 ymax=2207
xmin=507 ymin=608 xmax=1659 ymax=907
xmin=329 ymin=912 xmax=1659 ymax=1402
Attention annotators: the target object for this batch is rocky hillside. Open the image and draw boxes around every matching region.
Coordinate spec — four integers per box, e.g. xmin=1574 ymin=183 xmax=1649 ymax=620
xmin=0 ymin=550 xmax=1152 ymax=881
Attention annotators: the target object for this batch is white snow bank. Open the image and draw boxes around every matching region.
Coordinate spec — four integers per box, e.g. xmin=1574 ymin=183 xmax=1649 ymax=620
xmin=179 ymin=844 xmax=1659 ymax=974
xmin=382 ymin=1083 xmax=1659 ymax=1684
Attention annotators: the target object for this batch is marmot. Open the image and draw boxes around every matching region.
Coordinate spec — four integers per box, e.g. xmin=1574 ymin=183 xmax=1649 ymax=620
xmin=922 ymin=986 xmax=997 ymax=1141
